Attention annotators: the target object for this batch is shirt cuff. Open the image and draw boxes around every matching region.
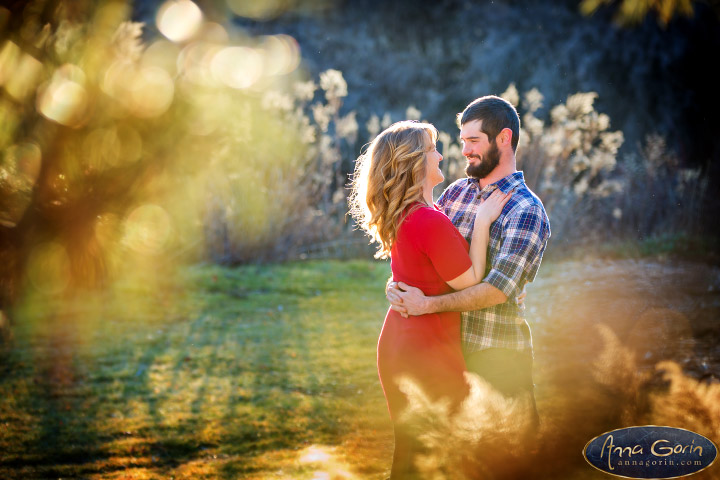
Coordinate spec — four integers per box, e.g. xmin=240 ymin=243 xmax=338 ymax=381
xmin=484 ymin=268 xmax=519 ymax=298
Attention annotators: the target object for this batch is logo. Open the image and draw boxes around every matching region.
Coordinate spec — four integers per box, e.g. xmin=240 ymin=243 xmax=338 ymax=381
xmin=584 ymin=426 xmax=718 ymax=479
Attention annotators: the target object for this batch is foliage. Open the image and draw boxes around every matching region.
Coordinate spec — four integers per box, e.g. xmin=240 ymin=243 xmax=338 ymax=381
xmin=0 ymin=0 xmax=357 ymax=321
xmin=201 ymin=67 xmax=358 ymax=264
xmin=374 ymin=86 xmax=706 ymax=252
xmin=250 ymin=0 xmax=719 ymax=169
xmin=500 ymin=85 xmax=705 ymax=248
xmin=581 ymin=0 xmax=695 ymax=26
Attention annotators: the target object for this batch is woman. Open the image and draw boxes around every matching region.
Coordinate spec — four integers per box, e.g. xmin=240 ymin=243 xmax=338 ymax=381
xmin=349 ymin=120 xmax=510 ymax=478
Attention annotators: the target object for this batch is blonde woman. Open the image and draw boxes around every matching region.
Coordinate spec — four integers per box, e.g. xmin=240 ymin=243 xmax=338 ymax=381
xmin=349 ymin=120 xmax=510 ymax=478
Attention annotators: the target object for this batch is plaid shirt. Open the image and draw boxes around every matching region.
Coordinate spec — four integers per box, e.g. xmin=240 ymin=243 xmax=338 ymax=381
xmin=437 ymin=172 xmax=550 ymax=354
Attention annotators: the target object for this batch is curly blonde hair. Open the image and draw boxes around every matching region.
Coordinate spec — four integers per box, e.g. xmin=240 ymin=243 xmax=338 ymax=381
xmin=349 ymin=120 xmax=438 ymax=259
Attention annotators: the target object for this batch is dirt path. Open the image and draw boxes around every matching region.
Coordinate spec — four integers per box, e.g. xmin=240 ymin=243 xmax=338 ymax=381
xmin=529 ymin=258 xmax=720 ymax=381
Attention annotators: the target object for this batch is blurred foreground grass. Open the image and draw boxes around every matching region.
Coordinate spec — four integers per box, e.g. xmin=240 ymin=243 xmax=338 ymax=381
xmin=0 ymin=260 xmax=393 ymax=479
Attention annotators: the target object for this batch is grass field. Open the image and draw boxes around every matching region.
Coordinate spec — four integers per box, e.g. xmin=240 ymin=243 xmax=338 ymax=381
xmin=2 ymin=257 xmax=719 ymax=479
xmin=0 ymin=260 xmax=395 ymax=479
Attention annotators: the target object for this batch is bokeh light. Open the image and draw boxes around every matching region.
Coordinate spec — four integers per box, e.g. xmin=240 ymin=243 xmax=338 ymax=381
xmin=0 ymin=40 xmax=43 ymax=101
xmin=128 ymin=66 xmax=175 ymax=117
xmin=260 ymin=34 xmax=300 ymax=76
xmin=171 ymin=23 xmax=230 ymax=88
xmin=210 ymin=46 xmax=263 ymax=89
xmin=27 ymin=242 xmax=72 ymax=294
xmin=0 ymin=39 xmax=21 ymax=85
xmin=103 ymin=62 xmax=174 ymax=117
xmin=142 ymin=39 xmax=182 ymax=75
xmin=102 ymin=60 xmax=132 ymax=110
xmin=177 ymin=41 xmax=223 ymax=86
xmin=299 ymin=445 xmax=333 ymax=464
xmin=37 ymin=80 xmax=87 ymax=126
xmin=122 ymin=204 xmax=172 ymax=255
xmin=156 ymin=0 xmax=203 ymax=43
xmin=37 ymin=64 xmax=89 ymax=127
xmin=195 ymin=22 xmax=229 ymax=44
xmin=6 ymin=142 xmax=42 ymax=184
xmin=83 ymin=125 xmax=143 ymax=171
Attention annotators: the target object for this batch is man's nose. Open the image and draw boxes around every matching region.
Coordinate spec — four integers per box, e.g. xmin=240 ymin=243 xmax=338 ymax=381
xmin=462 ymin=145 xmax=471 ymax=156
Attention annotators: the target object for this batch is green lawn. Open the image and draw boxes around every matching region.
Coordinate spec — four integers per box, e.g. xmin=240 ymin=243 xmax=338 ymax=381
xmin=0 ymin=260 xmax=394 ymax=479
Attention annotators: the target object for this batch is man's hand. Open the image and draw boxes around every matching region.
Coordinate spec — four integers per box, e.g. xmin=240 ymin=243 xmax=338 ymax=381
xmin=386 ymin=281 xmax=406 ymax=317
xmin=387 ymin=281 xmax=430 ymax=318
xmin=517 ymin=288 xmax=527 ymax=308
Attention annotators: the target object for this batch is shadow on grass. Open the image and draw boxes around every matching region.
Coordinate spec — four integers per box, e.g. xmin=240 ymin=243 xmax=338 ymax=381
xmin=0 ymin=260 xmax=394 ymax=479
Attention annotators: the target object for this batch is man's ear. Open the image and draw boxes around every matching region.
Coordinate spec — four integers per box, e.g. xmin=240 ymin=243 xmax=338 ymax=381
xmin=497 ymin=127 xmax=513 ymax=148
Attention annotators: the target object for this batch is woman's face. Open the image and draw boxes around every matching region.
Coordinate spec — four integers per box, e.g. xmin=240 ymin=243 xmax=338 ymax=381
xmin=424 ymin=132 xmax=444 ymax=187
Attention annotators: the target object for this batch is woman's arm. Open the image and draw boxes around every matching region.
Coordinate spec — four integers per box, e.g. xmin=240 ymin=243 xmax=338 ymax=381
xmin=445 ymin=190 xmax=510 ymax=291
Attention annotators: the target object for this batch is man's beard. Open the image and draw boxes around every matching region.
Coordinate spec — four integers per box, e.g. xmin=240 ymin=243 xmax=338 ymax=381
xmin=465 ymin=140 xmax=500 ymax=179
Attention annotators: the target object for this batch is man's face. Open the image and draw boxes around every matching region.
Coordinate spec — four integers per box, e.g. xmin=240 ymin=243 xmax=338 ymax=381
xmin=460 ymin=120 xmax=500 ymax=179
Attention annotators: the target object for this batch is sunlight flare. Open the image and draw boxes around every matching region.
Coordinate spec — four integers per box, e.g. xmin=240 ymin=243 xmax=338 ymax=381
xmin=260 ymin=34 xmax=301 ymax=76
xmin=1 ymin=41 xmax=43 ymax=101
xmin=299 ymin=445 xmax=333 ymax=464
xmin=122 ymin=204 xmax=172 ymax=255
xmin=210 ymin=46 xmax=264 ymax=89
xmin=156 ymin=0 xmax=203 ymax=43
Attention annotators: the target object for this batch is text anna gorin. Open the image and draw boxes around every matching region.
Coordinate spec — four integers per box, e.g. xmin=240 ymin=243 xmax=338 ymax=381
xmin=583 ymin=426 xmax=717 ymax=479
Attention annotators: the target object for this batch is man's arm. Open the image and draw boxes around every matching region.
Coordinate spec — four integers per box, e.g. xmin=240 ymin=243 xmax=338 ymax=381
xmin=387 ymin=202 xmax=548 ymax=317
xmin=388 ymin=281 xmax=507 ymax=317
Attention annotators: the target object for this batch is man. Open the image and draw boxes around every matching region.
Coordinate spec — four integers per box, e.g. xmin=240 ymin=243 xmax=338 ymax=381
xmin=387 ymin=95 xmax=550 ymax=425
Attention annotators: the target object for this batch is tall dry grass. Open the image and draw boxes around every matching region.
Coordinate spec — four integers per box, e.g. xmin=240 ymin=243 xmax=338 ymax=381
xmin=391 ymin=321 xmax=719 ymax=479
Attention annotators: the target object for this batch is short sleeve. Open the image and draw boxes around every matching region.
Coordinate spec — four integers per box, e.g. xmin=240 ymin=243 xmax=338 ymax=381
xmin=484 ymin=204 xmax=549 ymax=298
xmin=413 ymin=209 xmax=472 ymax=282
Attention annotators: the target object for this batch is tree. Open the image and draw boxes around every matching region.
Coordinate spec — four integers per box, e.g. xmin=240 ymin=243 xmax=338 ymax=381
xmin=580 ymin=0 xmax=701 ymax=26
xmin=0 ymin=0 xmax=332 ymax=347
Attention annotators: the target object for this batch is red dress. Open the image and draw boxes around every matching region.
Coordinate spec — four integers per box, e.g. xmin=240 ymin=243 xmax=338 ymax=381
xmin=378 ymin=204 xmax=472 ymax=420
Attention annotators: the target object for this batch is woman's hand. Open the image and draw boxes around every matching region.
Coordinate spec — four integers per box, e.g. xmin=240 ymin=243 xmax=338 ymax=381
xmin=447 ymin=188 xmax=512 ymax=291
xmin=475 ymin=189 xmax=512 ymax=227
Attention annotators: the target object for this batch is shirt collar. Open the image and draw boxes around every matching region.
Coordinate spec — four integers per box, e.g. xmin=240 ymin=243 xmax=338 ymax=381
xmin=474 ymin=171 xmax=525 ymax=195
